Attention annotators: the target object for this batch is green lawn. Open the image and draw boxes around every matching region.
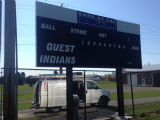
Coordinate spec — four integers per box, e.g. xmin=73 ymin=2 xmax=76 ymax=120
xmin=107 ymin=102 xmax=160 ymax=119
xmin=18 ymin=102 xmax=33 ymax=110
xmin=110 ymin=90 xmax=160 ymax=100
xmin=95 ymin=80 xmax=116 ymax=88
xmin=18 ymin=90 xmax=34 ymax=101
xmin=18 ymin=83 xmax=34 ymax=91
xmin=136 ymin=116 xmax=160 ymax=120
xmin=125 ymin=101 xmax=160 ymax=116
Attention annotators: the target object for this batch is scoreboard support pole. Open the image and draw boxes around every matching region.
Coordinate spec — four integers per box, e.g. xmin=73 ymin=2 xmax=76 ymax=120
xmin=116 ymin=68 xmax=125 ymax=116
xmin=60 ymin=67 xmax=63 ymax=74
xmin=66 ymin=67 xmax=73 ymax=120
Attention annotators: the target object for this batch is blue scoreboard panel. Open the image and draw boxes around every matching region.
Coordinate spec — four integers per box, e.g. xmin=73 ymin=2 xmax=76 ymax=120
xmin=36 ymin=2 xmax=142 ymax=68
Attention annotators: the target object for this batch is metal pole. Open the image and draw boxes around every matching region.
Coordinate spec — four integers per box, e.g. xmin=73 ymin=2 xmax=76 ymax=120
xmin=60 ymin=67 xmax=63 ymax=74
xmin=130 ymin=73 xmax=135 ymax=119
xmin=116 ymin=68 xmax=125 ymax=116
xmin=0 ymin=0 xmax=2 ymax=68
xmin=0 ymin=6 xmax=1 ymax=117
xmin=4 ymin=0 xmax=16 ymax=119
xmin=15 ymin=1 xmax=18 ymax=120
xmin=66 ymin=67 xmax=73 ymax=120
xmin=0 ymin=70 xmax=2 ymax=119
xmin=84 ymin=70 xmax=86 ymax=120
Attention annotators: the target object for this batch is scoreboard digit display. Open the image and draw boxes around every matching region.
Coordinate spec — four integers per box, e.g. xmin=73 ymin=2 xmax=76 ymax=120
xmin=36 ymin=1 xmax=142 ymax=68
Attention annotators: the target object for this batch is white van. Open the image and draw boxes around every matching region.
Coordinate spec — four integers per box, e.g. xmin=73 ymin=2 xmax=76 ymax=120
xmin=32 ymin=79 xmax=111 ymax=112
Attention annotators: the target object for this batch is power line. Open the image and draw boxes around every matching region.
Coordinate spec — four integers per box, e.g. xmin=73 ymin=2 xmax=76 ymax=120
xmin=16 ymin=8 xmax=35 ymax=11
xmin=141 ymin=38 xmax=160 ymax=41
xmin=1 ymin=43 xmax=35 ymax=45
xmin=141 ymin=28 xmax=160 ymax=34
xmin=1 ymin=33 xmax=160 ymax=41
xmin=16 ymin=4 xmax=35 ymax=8
xmin=141 ymin=32 xmax=160 ymax=36
xmin=16 ymin=24 xmax=35 ymax=26
xmin=142 ymin=52 xmax=160 ymax=54
xmin=2 ymin=2 xmax=160 ymax=37
xmin=45 ymin=0 xmax=160 ymax=29
xmin=3 ymin=1 xmax=160 ymax=29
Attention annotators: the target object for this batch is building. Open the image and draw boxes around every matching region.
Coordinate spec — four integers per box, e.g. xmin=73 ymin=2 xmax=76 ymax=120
xmin=123 ymin=64 xmax=160 ymax=87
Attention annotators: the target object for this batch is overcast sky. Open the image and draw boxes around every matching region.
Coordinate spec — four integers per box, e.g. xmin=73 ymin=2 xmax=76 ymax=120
xmin=1 ymin=0 xmax=160 ymax=71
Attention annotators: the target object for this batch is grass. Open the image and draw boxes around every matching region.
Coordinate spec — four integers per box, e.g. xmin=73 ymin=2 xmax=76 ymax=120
xmin=18 ymin=102 xmax=33 ymax=110
xmin=18 ymin=83 xmax=34 ymax=91
xmin=18 ymin=90 xmax=34 ymax=101
xmin=106 ymin=102 xmax=160 ymax=119
xmin=137 ymin=116 xmax=160 ymax=120
xmin=110 ymin=90 xmax=160 ymax=100
xmin=125 ymin=101 xmax=160 ymax=116
xmin=95 ymin=80 xmax=117 ymax=88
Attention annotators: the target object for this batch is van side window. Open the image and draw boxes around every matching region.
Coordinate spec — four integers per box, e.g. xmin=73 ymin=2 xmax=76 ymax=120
xmin=87 ymin=81 xmax=99 ymax=89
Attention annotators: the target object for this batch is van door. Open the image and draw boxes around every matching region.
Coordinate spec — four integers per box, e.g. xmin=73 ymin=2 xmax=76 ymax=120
xmin=86 ymin=81 xmax=101 ymax=104
xmin=34 ymin=81 xmax=41 ymax=108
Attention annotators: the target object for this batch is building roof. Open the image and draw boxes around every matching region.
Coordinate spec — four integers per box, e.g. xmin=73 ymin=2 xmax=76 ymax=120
xmin=125 ymin=64 xmax=160 ymax=72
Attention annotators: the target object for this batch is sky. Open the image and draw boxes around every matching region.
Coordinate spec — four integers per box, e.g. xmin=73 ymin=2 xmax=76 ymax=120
xmin=1 ymin=0 xmax=160 ymax=72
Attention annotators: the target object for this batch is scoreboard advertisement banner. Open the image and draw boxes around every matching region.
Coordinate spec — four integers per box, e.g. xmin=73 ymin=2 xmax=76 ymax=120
xmin=36 ymin=1 xmax=142 ymax=68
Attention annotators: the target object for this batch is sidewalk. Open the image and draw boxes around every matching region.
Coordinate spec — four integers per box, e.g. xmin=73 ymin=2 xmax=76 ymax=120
xmin=92 ymin=115 xmax=132 ymax=120
xmin=41 ymin=108 xmax=132 ymax=120
xmin=41 ymin=114 xmax=132 ymax=120
xmin=79 ymin=109 xmax=132 ymax=120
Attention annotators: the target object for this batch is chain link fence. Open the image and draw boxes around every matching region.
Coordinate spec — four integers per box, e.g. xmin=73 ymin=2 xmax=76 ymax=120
xmin=124 ymin=71 xmax=160 ymax=119
xmin=0 ymin=68 xmax=160 ymax=120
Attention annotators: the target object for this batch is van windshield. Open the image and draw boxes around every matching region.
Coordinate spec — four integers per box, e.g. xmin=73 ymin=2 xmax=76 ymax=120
xmin=87 ymin=81 xmax=100 ymax=89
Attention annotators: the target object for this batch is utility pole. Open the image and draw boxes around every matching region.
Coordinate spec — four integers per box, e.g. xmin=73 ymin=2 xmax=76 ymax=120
xmin=0 ymin=2 xmax=2 ymax=119
xmin=3 ymin=0 xmax=16 ymax=120
xmin=0 ymin=0 xmax=1 ymax=68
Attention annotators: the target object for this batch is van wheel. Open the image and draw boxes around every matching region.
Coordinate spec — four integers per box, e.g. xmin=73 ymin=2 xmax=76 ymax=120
xmin=99 ymin=97 xmax=108 ymax=107
xmin=49 ymin=106 xmax=62 ymax=113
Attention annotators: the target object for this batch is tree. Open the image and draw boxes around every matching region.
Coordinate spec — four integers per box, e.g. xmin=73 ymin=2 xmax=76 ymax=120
xmin=105 ymin=74 xmax=111 ymax=81
xmin=147 ymin=62 xmax=151 ymax=65
xmin=25 ymin=76 xmax=38 ymax=86
xmin=21 ymin=72 xmax=26 ymax=83
xmin=16 ymin=72 xmax=24 ymax=85
xmin=112 ymin=72 xmax=116 ymax=82
xmin=99 ymin=75 xmax=105 ymax=80
xmin=18 ymin=77 xmax=23 ymax=85
xmin=21 ymin=72 xmax=25 ymax=78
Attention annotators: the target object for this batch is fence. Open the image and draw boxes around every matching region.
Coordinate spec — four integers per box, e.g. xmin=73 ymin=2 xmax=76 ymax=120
xmin=0 ymin=68 xmax=160 ymax=120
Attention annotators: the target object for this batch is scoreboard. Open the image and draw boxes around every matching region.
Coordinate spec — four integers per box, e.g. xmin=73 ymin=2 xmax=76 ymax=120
xmin=36 ymin=2 xmax=142 ymax=68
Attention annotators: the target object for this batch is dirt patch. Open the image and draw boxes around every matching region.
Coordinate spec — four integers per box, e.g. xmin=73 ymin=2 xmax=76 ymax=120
xmin=136 ymin=110 xmax=160 ymax=119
